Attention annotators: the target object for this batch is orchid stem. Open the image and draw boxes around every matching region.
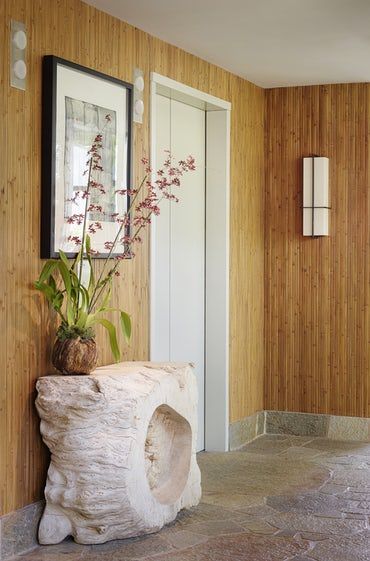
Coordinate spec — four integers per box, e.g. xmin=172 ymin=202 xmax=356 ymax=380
xmin=76 ymin=157 xmax=93 ymax=320
xmin=88 ymin=174 xmax=148 ymax=312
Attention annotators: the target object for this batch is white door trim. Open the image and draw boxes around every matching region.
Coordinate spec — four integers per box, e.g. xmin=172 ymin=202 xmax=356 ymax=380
xmin=150 ymin=72 xmax=231 ymax=452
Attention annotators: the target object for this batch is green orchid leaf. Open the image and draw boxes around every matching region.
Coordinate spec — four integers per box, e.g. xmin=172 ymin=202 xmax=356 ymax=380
xmin=47 ymin=274 xmax=57 ymax=292
xmin=70 ymin=268 xmax=81 ymax=291
xmin=71 ymin=247 xmax=82 ymax=273
xmin=34 ymin=281 xmax=56 ymax=303
xmin=35 ymin=279 xmax=65 ymax=320
xmin=51 ymin=291 xmax=64 ymax=312
xmin=120 ymin=311 xmax=131 ymax=343
xmin=84 ymin=313 xmax=98 ymax=328
xmin=69 ymin=286 xmax=78 ymax=307
xmin=76 ymin=309 xmax=89 ymax=329
xmin=56 ymin=261 xmax=72 ymax=296
xmin=38 ymin=260 xmax=58 ymax=283
xmin=79 ymin=283 xmax=90 ymax=310
xmin=66 ymin=304 xmax=75 ymax=326
xmin=94 ymin=307 xmax=131 ymax=344
xmin=73 ymin=286 xmax=86 ymax=326
xmin=99 ymin=281 xmax=112 ymax=311
xmin=93 ymin=318 xmax=120 ymax=362
xmin=85 ymin=235 xmax=95 ymax=294
xmin=58 ymin=250 xmax=70 ymax=270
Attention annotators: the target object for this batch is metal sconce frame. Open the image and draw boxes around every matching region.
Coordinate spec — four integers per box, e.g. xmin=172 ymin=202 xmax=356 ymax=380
xmin=303 ymin=156 xmax=330 ymax=237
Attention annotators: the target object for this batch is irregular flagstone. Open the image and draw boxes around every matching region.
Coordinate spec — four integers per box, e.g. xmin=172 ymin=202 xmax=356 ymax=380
xmin=234 ymin=504 xmax=278 ymax=517
xmin=201 ymin=492 xmax=263 ymax=509
xmin=161 ymin=530 xmax=209 ymax=549
xmin=265 ymin=512 xmax=367 ymax=536
xmin=85 ymin=534 xmax=173 ymax=560
xmin=237 ymin=517 xmax=278 ymax=534
xmin=319 ymin=483 xmax=349 ymax=495
xmin=240 ymin=436 xmax=294 ymax=455
xmin=343 ymin=490 xmax=370 ymax=501
xmin=344 ymin=513 xmax=368 ymax=521
xmin=361 ymin=529 xmax=370 ymax=538
xmin=299 ymin=532 xmax=332 ymax=541
xmin=277 ymin=446 xmax=326 ymax=461
xmin=198 ymin=451 xmax=331 ymax=500
xmin=303 ymin=439 xmax=370 ymax=454
xmin=181 ymin=519 xmax=246 ymax=536
xmin=311 ymin=533 xmax=370 ymax=561
xmin=321 ymin=454 xmax=370 ymax=468
xmin=331 ymin=467 xmax=370 ymax=489
xmin=13 ymin=546 xmax=88 ymax=561
xmin=358 ymin=501 xmax=370 ymax=509
xmin=289 ymin=557 xmax=318 ymax=561
xmin=266 ymin=492 xmax=363 ymax=516
xmin=274 ymin=529 xmax=298 ymax=538
xmin=13 ymin=434 xmax=370 ymax=561
xmin=18 ymin=552 xmax=85 ymax=561
xmin=171 ymin=503 xmax=237 ymax=526
xmin=17 ymin=538 xmax=88 ymax=561
xmin=148 ymin=533 xmax=311 ymax=561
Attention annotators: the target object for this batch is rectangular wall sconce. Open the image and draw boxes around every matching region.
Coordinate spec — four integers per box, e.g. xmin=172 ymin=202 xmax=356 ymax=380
xmin=303 ymin=156 xmax=330 ymax=236
xmin=133 ymin=68 xmax=144 ymax=124
xmin=10 ymin=20 xmax=27 ymax=90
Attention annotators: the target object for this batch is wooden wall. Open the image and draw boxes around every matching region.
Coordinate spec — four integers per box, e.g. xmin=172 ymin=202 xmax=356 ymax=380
xmin=265 ymin=84 xmax=370 ymax=416
xmin=0 ymin=0 xmax=265 ymax=515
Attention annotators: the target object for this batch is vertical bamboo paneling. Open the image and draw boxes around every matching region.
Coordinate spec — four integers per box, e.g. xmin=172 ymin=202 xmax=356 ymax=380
xmin=0 ymin=0 xmax=265 ymax=515
xmin=265 ymin=84 xmax=370 ymax=417
xmin=228 ymin=77 xmax=265 ymax=422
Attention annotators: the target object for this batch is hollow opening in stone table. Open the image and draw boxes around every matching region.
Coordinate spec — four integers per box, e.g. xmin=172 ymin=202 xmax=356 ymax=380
xmin=145 ymin=404 xmax=192 ymax=505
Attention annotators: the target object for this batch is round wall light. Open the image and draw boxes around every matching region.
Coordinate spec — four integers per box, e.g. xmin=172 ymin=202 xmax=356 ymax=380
xmin=13 ymin=29 xmax=27 ymax=50
xmin=135 ymin=99 xmax=144 ymax=116
xmin=134 ymin=75 xmax=144 ymax=92
xmin=13 ymin=59 xmax=27 ymax=80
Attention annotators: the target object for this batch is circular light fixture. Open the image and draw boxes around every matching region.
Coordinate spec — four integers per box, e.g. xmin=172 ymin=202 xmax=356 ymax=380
xmin=134 ymin=75 xmax=144 ymax=92
xmin=135 ymin=99 xmax=144 ymax=116
xmin=13 ymin=29 xmax=27 ymax=50
xmin=13 ymin=59 xmax=27 ymax=80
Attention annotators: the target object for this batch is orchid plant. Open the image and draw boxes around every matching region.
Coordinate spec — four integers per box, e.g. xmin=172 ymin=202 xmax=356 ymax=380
xmin=35 ymin=115 xmax=196 ymax=362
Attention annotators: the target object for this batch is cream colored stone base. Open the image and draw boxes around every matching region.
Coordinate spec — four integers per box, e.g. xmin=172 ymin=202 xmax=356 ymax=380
xmin=35 ymin=362 xmax=201 ymax=545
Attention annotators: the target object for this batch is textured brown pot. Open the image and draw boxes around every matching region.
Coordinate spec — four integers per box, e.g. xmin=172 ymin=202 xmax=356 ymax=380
xmin=52 ymin=337 xmax=98 ymax=375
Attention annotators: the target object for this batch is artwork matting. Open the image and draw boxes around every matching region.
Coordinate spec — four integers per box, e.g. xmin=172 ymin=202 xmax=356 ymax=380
xmin=41 ymin=55 xmax=132 ymax=258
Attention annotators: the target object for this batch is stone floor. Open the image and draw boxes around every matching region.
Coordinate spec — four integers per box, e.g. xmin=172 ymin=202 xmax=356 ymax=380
xmin=14 ymin=435 xmax=370 ymax=561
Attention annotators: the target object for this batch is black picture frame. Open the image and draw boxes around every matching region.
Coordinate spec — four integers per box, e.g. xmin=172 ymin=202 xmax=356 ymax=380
xmin=41 ymin=55 xmax=133 ymax=259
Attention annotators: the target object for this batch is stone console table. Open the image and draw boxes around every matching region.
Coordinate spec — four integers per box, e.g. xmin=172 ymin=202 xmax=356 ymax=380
xmin=35 ymin=362 xmax=201 ymax=545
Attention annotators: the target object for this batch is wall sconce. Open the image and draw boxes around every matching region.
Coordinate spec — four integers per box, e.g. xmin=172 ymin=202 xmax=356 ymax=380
xmin=11 ymin=20 xmax=27 ymax=90
xmin=303 ymin=156 xmax=330 ymax=236
xmin=133 ymin=68 xmax=144 ymax=124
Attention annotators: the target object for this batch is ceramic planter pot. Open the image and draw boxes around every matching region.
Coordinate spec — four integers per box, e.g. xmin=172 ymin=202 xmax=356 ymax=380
xmin=52 ymin=337 xmax=98 ymax=375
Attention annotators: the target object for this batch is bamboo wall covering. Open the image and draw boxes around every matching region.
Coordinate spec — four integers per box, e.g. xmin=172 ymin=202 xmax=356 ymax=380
xmin=0 ymin=0 xmax=265 ymax=515
xmin=265 ymin=84 xmax=370 ymax=417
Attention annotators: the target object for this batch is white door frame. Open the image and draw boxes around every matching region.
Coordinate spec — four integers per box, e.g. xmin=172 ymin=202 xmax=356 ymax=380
xmin=150 ymin=72 xmax=231 ymax=452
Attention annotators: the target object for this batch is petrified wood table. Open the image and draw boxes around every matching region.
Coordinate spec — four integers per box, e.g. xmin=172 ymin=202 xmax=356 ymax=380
xmin=35 ymin=362 xmax=201 ymax=545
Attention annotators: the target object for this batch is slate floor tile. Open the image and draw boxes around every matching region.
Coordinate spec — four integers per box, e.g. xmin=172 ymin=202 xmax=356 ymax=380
xmin=12 ymin=435 xmax=370 ymax=561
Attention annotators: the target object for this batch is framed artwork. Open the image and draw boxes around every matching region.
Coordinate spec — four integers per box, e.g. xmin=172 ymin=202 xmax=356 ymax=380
xmin=41 ymin=55 xmax=132 ymax=258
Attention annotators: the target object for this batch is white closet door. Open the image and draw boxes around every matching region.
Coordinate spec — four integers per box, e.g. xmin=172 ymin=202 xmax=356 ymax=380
xmin=151 ymin=95 xmax=171 ymax=361
xmin=152 ymin=94 xmax=206 ymax=451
